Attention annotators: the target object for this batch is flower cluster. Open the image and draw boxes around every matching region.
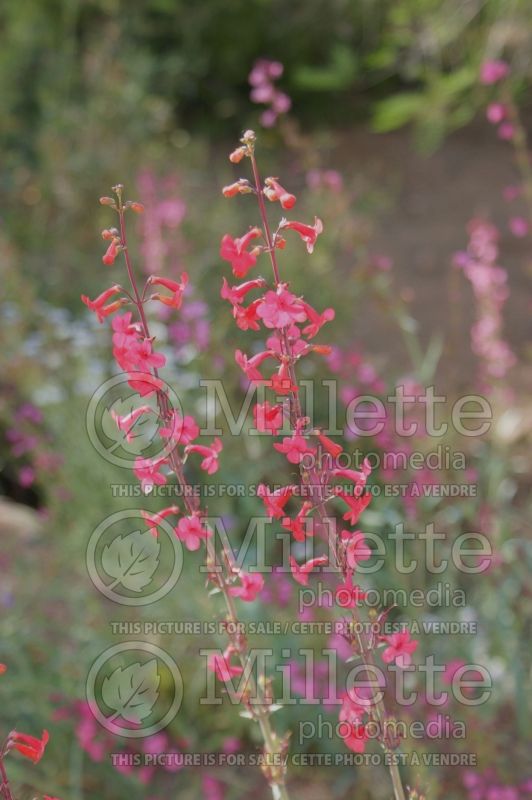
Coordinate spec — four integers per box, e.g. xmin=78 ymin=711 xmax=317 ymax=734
xmin=249 ymin=59 xmax=291 ymax=128
xmin=454 ymin=218 xmax=516 ymax=385
xmin=220 ymin=130 xmax=419 ymax=778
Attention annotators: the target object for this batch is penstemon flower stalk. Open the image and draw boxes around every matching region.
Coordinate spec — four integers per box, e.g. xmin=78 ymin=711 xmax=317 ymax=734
xmin=84 ymin=187 xmax=291 ymax=800
xmin=221 ymin=130 xmax=419 ymax=800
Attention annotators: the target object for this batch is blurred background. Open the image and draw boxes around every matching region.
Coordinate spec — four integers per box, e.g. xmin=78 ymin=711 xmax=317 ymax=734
xmin=0 ymin=1 xmax=531 ymax=798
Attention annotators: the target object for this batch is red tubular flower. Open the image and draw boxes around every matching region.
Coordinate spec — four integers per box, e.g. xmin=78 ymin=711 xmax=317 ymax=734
xmin=221 ymin=277 xmax=267 ymax=305
xmin=81 ymin=285 xmax=125 ymax=323
xmin=339 ymin=721 xmax=369 ymax=754
xmin=270 ymin=362 xmax=299 ymax=395
xmin=220 ymin=228 xmax=262 ymax=278
xmin=257 ymin=484 xmax=294 ymax=519
xmin=315 ymin=431 xmax=343 ymax=458
xmin=229 ymin=146 xmax=247 ymax=164
xmin=149 ymin=272 xmax=188 ymax=309
xmin=229 ymin=570 xmax=264 ymax=602
xmin=274 ymin=434 xmax=315 ymax=465
xmin=289 ymin=555 xmax=328 ymax=586
xmin=253 ymin=401 xmax=284 ymax=435
xmin=256 ymin=287 xmax=307 ymax=329
xmin=159 ymin=411 xmax=199 ymax=445
xmin=381 ymin=631 xmax=418 ymax=668
xmin=141 ymin=506 xmax=180 ymax=536
xmin=127 ymin=372 xmax=165 ymax=397
xmin=102 ymin=237 xmax=121 ymax=265
xmin=264 ymin=177 xmax=296 ymax=209
xmin=222 ymin=179 xmax=253 ymax=198
xmin=175 ymin=514 xmax=211 ymax=551
xmin=335 ymin=571 xmax=367 ymax=608
xmin=337 ymin=489 xmax=372 ymax=526
xmin=281 ymin=501 xmax=314 ymax=541
xmin=7 ymin=729 xmax=49 ymax=763
xmin=233 ymin=299 xmax=262 ymax=331
xmin=279 ymin=216 xmax=323 ymax=253
xmin=235 ymin=349 xmax=275 ymax=382
xmin=134 ymin=456 xmax=168 ymax=493
xmin=185 ymin=439 xmax=223 ymax=474
xmin=301 ymin=302 xmax=335 ymax=338
xmin=209 ymin=646 xmax=243 ymax=682
xmin=111 ymin=404 xmax=154 ymax=442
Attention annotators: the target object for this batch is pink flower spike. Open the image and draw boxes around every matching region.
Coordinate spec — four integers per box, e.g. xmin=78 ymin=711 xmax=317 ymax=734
xmin=185 ymin=439 xmax=223 ymax=474
xmin=229 ymin=571 xmax=264 ymax=602
xmin=480 ymin=59 xmax=510 ymax=85
xmin=220 ymin=228 xmax=263 ymax=278
xmin=381 ymin=630 xmax=418 ymax=668
xmin=134 ymin=456 xmax=168 ymax=494
xmin=264 ymin=177 xmax=296 ymax=209
xmin=141 ymin=506 xmax=180 ymax=536
xmin=279 ymin=216 xmax=323 ymax=253
xmin=175 ymin=514 xmax=211 ymax=551
xmin=256 ymin=287 xmax=307 ymax=329
xmin=289 ymin=555 xmax=328 ymax=586
xmin=253 ymin=401 xmax=284 ymax=435
xmin=274 ymin=433 xmax=316 ymax=465
xmin=344 ymin=531 xmax=371 ymax=568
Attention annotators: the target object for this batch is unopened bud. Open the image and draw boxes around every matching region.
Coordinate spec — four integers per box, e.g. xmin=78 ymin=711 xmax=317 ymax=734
xmin=99 ymin=196 xmax=115 ymax=206
xmin=229 ymin=146 xmax=247 ymax=164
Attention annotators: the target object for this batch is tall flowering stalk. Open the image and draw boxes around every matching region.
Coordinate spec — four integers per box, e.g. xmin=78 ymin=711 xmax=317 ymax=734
xmin=221 ymin=130 xmax=418 ymax=800
xmin=83 ymin=188 xmax=291 ymax=800
xmin=453 ymin=218 xmax=516 ymax=391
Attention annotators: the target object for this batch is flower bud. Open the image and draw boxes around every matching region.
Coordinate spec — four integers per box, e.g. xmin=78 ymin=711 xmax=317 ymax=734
xmin=99 ymin=196 xmax=115 ymax=206
xmin=129 ymin=202 xmax=145 ymax=213
xmin=229 ymin=146 xmax=247 ymax=164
